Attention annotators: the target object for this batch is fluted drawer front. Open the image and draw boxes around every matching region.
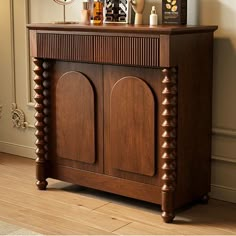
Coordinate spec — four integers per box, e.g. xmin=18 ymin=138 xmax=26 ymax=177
xmin=94 ymin=36 xmax=159 ymax=67
xmin=36 ymin=33 xmax=159 ymax=66
xmin=37 ymin=33 xmax=94 ymax=62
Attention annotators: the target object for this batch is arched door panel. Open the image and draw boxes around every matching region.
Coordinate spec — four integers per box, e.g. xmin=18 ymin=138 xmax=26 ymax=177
xmin=56 ymin=71 xmax=95 ymax=164
xmin=110 ymin=76 xmax=155 ymax=176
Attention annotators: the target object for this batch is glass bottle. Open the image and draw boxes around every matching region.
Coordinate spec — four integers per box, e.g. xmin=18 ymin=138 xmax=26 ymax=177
xmin=81 ymin=1 xmax=90 ymax=24
xmin=93 ymin=0 xmax=103 ymax=25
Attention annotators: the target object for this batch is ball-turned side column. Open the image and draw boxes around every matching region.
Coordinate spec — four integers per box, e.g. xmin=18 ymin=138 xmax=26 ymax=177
xmin=33 ymin=58 xmax=51 ymax=190
xmin=161 ymin=68 xmax=177 ymax=223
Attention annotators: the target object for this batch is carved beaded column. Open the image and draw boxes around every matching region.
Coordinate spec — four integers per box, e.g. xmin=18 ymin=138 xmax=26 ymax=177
xmin=161 ymin=68 xmax=177 ymax=223
xmin=33 ymin=58 xmax=51 ymax=190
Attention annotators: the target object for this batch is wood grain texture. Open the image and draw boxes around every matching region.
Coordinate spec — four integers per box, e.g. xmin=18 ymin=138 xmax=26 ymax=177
xmin=51 ymin=62 xmax=104 ymax=173
xmin=94 ymin=36 xmax=159 ymax=67
xmin=27 ymin=24 xmax=217 ymax=35
xmin=169 ymin=33 xmax=214 ymax=208
xmin=104 ymin=65 xmax=163 ymax=185
xmin=95 ymin=200 xmax=236 ymax=235
xmin=56 ymin=71 xmax=95 ymax=164
xmin=51 ymin=164 xmax=162 ymax=204
xmin=35 ymin=33 xmax=159 ymax=67
xmin=0 ymin=153 xmax=236 ymax=235
xmin=110 ymin=76 xmax=155 ymax=176
xmin=37 ymin=33 xmax=93 ymax=62
xmin=28 ymin=24 xmax=217 ymax=223
xmin=33 ymin=58 xmax=51 ymax=190
xmin=161 ymin=68 xmax=178 ymax=223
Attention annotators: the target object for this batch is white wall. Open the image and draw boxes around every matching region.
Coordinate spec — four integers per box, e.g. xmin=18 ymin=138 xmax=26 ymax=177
xmin=200 ymin=0 xmax=236 ymax=203
xmin=29 ymin=0 xmax=81 ymax=23
xmin=0 ymin=0 xmax=235 ymax=203
xmin=0 ymin=0 xmax=36 ymax=157
xmin=0 ymin=0 xmax=81 ymax=158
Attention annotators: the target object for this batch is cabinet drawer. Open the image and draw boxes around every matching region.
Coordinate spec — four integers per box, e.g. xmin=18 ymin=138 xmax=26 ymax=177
xmin=94 ymin=35 xmax=159 ymax=67
xmin=36 ymin=33 xmax=94 ymax=62
xmin=35 ymin=33 xmax=159 ymax=67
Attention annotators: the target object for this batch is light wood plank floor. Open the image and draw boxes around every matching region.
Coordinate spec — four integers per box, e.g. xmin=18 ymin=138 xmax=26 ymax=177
xmin=0 ymin=152 xmax=236 ymax=235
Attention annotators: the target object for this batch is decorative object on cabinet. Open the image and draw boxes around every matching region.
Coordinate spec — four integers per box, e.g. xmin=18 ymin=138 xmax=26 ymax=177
xmin=93 ymin=0 xmax=104 ymax=25
xmin=162 ymin=0 xmax=187 ymax=25
xmin=81 ymin=1 xmax=90 ymax=24
xmin=104 ymin=0 xmax=130 ymax=23
xmin=53 ymin=0 xmax=76 ymax=24
xmin=149 ymin=6 xmax=158 ymax=26
xmin=27 ymin=23 xmax=217 ymax=223
xmin=129 ymin=0 xmax=145 ymax=24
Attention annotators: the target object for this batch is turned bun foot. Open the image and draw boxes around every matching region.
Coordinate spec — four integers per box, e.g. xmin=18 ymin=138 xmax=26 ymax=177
xmin=200 ymin=194 xmax=209 ymax=204
xmin=36 ymin=180 xmax=48 ymax=190
xmin=162 ymin=211 xmax=175 ymax=223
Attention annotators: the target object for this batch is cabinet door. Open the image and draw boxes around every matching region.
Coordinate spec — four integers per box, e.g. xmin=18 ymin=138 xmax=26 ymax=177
xmin=50 ymin=62 xmax=103 ymax=173
xmin=104 ymin=65 xmax=163 ymax=185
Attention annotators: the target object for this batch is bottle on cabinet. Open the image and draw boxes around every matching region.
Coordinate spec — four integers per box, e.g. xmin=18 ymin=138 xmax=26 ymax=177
xmin=93 ymin=0 xmax=103 ymax=25
xmin=149 ymin=6 xmax=158 ymax=26
xmin=81 ymin=0 xmax=90 ymax=24
xmin=88 ymin=0 xmax=94 ymax=24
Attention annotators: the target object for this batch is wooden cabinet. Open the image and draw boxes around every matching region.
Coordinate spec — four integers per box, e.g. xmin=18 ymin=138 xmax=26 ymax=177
xmin=51 ymin=62 xmax=103 ymax=173
xmin=28 ymin=24 xmax=217 ymax=223
xmin=104 ymin=65 xmax=162 ymax=185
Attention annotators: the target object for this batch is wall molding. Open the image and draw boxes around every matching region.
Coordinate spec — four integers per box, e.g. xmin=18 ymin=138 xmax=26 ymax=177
xmin=25 ymin=0 xmax=34 ymax=106
xmin=0 ymin=141 xmax=35 ymax=159
xmin=211 ymin=184 xmax=236 ymax=204
xmin=0 ymin=105 xmax=2 ymax=119
xmin=212 ymin=127 xmax=236 ymax=164
xmin=10 ymin=0 xmax=16 ymax=103
xmin=11 ymin=103 xmax=27 ymax=128
xmin=212 ymin=127 xmax=236 ymax=138
xmin=212 ymin=155 xmax=236 ymax=164
xmin=10 ymin=0 xmax=34 ymax=129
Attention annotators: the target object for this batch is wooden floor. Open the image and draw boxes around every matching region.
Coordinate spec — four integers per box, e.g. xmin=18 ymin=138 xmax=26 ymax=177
xmin=0 ymin=153 xmax=236 ymax=235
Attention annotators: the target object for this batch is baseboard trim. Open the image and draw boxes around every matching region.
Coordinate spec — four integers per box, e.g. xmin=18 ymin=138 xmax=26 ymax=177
xmin=212 ymin=155 xmax=236 ymax=164
xmin=212 ymin=127 xmax=236 ymax=138
xmin=1 ymin=141 xmax=235 ymax=204
xmin=0 ymin=141 xmax=35 ymax=159
xmin=210 ymin=184 xmax=236 ymax=204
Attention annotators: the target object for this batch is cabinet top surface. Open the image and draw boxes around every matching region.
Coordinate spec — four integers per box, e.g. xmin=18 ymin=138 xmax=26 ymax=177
xmin=27 ymin=23 xmax=217 ymax=35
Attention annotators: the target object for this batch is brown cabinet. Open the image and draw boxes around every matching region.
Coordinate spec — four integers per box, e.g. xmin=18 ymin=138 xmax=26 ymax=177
xmin=51 ymin=62 xmax=103 ymax=173
xmin=104 ymin=66 xmax=162 ymax=186
xmin=28 ymin=24 xmax=217 ymax=223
